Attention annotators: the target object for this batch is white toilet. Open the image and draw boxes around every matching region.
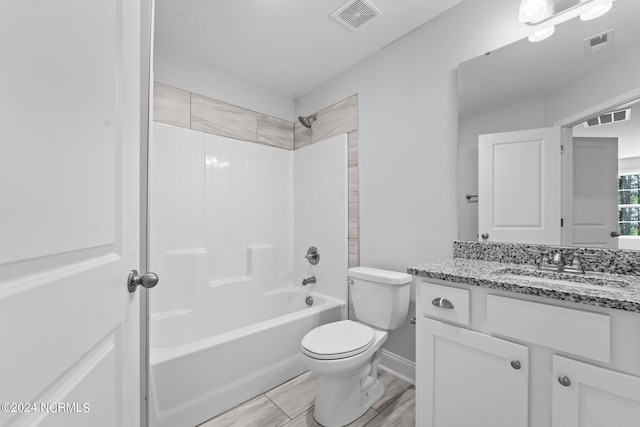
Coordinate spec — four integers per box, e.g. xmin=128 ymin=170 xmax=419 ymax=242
xmin=300 ymin=266 xmax=412 ymax=427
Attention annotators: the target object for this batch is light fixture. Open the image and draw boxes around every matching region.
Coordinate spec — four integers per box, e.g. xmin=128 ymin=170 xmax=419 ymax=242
xmin=520 ymin=0 xmax=616 ymax=43
xmin=580 ymin=1 xmax=613 ymax=20
xmin=519 ymin=0 xmax=548 ymax=23
xmin=528 ymin=26 xmax=555 ymax=42
xmin=519 ymin=0 xmax=616 ymax=25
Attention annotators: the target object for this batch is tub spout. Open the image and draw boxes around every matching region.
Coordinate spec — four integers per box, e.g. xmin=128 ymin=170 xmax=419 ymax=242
xmin=302 ymin=276 xmax=316 ymax=286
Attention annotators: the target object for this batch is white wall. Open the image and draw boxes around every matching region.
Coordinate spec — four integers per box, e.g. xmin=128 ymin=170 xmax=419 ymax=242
xmin=295 ymin=0 xmax=531 ymax=363
xmin=573 ymin=103 xmax=640 ymax=160
xmin=296 ymin=0 xmax=529 ymax=269
xmin=545 ymin=45 xmax=640 ymax=125
xmin=150 ymin=0 xmax=564 ymax=365
xmin=154 ymin=48 xmax=295 ymax=121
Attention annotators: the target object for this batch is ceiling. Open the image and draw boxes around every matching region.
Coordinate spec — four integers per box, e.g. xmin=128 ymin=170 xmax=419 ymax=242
xmin=458 ymin=0 xmax=640 ymax=118
xmin=154 ymin=0 xmax=465 ymax=99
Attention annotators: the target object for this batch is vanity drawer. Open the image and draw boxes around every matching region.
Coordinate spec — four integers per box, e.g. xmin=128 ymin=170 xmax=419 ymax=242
xmin=486 ymin=294 xmax=610 ymax=363
xmin=418 ymin=281 xmax=470 ymax=326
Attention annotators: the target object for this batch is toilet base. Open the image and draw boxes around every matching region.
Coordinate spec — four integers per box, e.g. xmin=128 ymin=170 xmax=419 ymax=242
xmin=312 ymin=350 xmax=385 ymax=427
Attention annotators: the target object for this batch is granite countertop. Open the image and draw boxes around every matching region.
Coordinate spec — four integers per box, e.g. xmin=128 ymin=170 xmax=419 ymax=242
xmin=408 ymin=258 xmax=640 ymax=312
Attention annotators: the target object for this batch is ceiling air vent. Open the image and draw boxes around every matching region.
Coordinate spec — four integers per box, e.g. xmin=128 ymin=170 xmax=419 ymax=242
xmin=331 ymin=0 xmax=382 ymax=31
xmin=583 ymin=108 xmax=631 ymax=128
xmin=584 ymin=29 xmax=615 ymax=57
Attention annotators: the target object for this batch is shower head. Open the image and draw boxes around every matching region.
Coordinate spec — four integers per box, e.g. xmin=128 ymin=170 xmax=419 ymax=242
xmin=298 ymin=114 xmax=317 ymax=129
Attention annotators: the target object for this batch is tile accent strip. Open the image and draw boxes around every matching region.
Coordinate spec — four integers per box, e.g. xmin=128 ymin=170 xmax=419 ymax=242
xmin=153 ymin=82 xmax=190 ymax=129
xmin=257 ymin=114 xmax=294 ymax=150
xmin=153 ymin=81 xmax=294 ymax=150
xmin=454 ymin=241 xmax=640 ymax=276
xmin=294 ymin=95 xmax=359 ymax=149
xmin=191 ymin=93 xmax=258 ymax=142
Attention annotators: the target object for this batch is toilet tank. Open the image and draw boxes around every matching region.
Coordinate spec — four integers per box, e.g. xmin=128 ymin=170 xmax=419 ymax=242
xmin=348 ymin=266 xmax=412 ymax=330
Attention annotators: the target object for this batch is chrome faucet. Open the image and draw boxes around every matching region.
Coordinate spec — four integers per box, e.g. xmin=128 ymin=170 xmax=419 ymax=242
xmin=302 ymin=276 xmax=316 ymax=286
xmin=551 ymin=251 xmax=566 ymax=269
xmin=527 ymin=249 xmax=565 ymax=272
xmin=528 ymin=249 xmax=599 ymax=274
xmin=564 ymin=253 xmax=599 ymax=274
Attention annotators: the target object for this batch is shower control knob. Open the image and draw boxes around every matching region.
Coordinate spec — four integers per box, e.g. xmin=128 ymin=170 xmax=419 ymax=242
xmin=305 ymin=246 xmax=320 ymax=265
xmin=127 ymin=270 xmax=159 ymax=293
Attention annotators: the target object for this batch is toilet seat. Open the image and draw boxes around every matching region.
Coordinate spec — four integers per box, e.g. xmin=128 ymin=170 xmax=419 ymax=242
xmin=301 ymin=320 xmax=374 ymax=360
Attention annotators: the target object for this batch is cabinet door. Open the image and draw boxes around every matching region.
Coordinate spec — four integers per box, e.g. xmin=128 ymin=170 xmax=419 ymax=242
xmin=417 ymin=318 xmax=529 ymax=427
xmin=553 ymin=355 xmax=640 ymax=427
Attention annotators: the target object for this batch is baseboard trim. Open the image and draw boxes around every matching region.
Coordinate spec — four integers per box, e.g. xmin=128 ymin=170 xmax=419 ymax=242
xmin=379 ymin=349 xmax=415 ymax=385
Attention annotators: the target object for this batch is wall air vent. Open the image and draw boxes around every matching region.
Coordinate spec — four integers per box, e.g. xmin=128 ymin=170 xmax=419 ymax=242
xmin=583 ymin=108 xmax=631 ymax=128
xmin=331 ymin=0 xmax=382 ymax=31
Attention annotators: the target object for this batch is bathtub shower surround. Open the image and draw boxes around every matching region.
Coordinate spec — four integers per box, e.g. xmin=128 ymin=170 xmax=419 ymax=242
xmin=154 ymin=82 xmax=362 ymax=319
xmin=149 ymin=124 xmax=293 ymax=312
xmin=154 ymin=82 xmax=361 ymax=268
xmin=148 ymin=86 xmax=352 ymax=426
xmin=294 ymin=138 xmax=348 ymax=306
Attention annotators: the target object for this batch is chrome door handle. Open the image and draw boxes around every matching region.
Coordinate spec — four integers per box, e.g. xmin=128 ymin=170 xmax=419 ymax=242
xmin=558 ymin=375 xmax=571 ymax=387
xmin=432 ymin=298 xmax=455 ymax=309
xmin=127 ymin=270 xmax=159 ymax=292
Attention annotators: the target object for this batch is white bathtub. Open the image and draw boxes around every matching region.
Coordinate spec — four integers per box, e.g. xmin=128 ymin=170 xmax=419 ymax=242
xmin=149 ymin=287 xmax=344 ymax=427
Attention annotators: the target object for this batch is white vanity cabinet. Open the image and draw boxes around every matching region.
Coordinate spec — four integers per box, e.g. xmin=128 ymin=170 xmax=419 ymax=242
xmin=552 ymin=355 xmax=640 ymax=427
xmin=416 ymin=317 xmax=528 ymax=427
xmin=416 ymin=278 xmax=640 ymax=427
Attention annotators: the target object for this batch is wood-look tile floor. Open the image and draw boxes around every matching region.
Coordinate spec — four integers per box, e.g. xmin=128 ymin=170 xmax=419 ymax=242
xmin=198 ymin=368 xmax=415 ymax=427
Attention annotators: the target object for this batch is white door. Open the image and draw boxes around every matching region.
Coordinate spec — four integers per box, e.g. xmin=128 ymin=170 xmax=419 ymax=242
xmin=553 ymin=355 xmax=640 ymax=427
xmin=478 ymin=127 xmax=565 ymax=244
xmin=571 ymin=137 xmax=619 ymax=248
xmin=416 ymin=318 xmax=529 ymax=427
xmin=0 ymin=1 xmax=145 ymax=426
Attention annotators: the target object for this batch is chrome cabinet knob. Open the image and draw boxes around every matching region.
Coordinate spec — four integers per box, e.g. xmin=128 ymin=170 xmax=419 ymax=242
xmin=481 ymin=233 xmax=489 ymax=240
xmin=127 ymin=270 xmax=159 ymax=293
xmin=558 ymin=375 xmax=571 ymax=387
xmin=611 ymin=231 xmax=621 ymax=237
xmin=510 ymin=360 xmax=521 ymax=370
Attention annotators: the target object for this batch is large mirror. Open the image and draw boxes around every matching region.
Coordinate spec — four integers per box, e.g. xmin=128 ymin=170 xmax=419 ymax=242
xmin=458 ymin=0 xmax=640 ymax=249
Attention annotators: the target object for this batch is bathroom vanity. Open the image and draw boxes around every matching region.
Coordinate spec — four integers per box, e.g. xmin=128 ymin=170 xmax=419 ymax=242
xmin=410 ymin=255 xmax=640 ymax=427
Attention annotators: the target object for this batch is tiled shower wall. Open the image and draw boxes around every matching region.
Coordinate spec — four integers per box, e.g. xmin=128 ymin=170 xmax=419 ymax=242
xmin=153 ymin=80 xmax=360 ymax=271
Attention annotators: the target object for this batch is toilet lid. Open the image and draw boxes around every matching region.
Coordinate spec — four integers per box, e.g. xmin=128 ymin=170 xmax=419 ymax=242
xmin=301 ymin=320 xmax=374 ymax=360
